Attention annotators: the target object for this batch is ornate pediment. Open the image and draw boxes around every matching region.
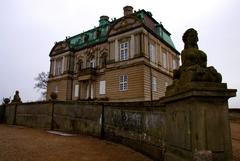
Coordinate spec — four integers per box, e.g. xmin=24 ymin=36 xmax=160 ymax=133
xmin=108 ymin=16 xmax=142 ymax=36
xmin=50 ymin=41 xmax=70 ymax=56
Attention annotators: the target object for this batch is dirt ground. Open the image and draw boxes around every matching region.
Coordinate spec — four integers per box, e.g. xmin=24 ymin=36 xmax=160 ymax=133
xmin=0 ymin=125 xmax=152 ymax=161
xmin=0 ymin=123 xmax=239 ymax=161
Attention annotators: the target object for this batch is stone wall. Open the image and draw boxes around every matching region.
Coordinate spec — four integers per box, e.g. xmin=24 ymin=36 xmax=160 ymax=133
xmin=0 ymin=105 xmax=5 ymax=123
xmin=53 ymin=101 xmax=102 ymax=136
xmin=103 ymin=101 xmax=166 ymax=160
xmin=5 ymin=104 xmax=17 ymax=125
xmin=16 ymin=102 xmax=52 ymax=129
xmin=0 ymin=99 xmax=236 ymax=161
xmin=2 ymin=101 xmax=103 ymax=137
xmin=229 ymin=109 xmax=240 ymax=123
xmin=1 ymin=101 xmax=166 ymax=160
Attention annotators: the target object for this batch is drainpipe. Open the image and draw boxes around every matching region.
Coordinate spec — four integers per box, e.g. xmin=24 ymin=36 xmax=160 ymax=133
xmin=100 ymin=103 xmax=105 ymax=139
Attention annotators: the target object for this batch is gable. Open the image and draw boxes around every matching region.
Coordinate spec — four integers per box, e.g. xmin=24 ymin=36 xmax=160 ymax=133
xmin=108 ymin=16 xmax=142 ymax=37
xmin=49 ymin=41 xmax=70 ymax=56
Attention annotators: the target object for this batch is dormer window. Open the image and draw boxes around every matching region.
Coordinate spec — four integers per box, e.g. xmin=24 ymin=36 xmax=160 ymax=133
xmin=119 ymin=41 xmax=129 ymax=61
xmin=94 ymin=29 xmax=101 ymax=39
xmin=83 ymin=34 xmax=89 ymax=42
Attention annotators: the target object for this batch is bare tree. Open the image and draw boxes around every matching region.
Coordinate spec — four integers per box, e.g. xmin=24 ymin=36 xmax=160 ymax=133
xmin=34 ymin=72 xmax=48 ymax=98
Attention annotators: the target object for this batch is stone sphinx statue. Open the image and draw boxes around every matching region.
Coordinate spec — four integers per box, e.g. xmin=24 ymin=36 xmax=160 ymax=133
xmin=173 ymin=28 xmax=222 ymax=83
xmin=11 ymin=90 xmax=22 ymax=103
xmin=166 ymin=28 xmax=223 ymax=96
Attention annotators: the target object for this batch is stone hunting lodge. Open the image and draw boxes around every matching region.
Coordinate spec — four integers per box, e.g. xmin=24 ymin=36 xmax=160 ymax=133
xmin=46 ymin=6 xmax=180 ymax=101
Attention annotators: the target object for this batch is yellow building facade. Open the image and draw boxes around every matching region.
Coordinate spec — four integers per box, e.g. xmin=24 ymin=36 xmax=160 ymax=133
xmin=47 ymin=6 xmax=180 ymax=101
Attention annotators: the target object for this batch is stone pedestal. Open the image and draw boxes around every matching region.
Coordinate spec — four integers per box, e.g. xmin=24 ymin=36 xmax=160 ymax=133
xmin=162 ymin=82 xmax=236 ymax=161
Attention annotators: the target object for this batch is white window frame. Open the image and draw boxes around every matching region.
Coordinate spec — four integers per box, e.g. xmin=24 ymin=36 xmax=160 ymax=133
xmin=99 ymin=80 xmax=106 ymax=95
xmin=119 ymin=42 xmax=129 ymax=61
xmin=172 ymin=59 xmax=177 ymax=70
xmin=74 ymin=84 xmax=79 ymax=97
xmin=119 ymin=75 xmax=128 ymax=91
xmin=149 ymin=43 xmax=156 ymax=63
xmin=90 ymin=58 xmax=96 ymax=68
xmin=162 ymin=52 xmax=168 ymax=69
xmin=55 ymin=58 xmax=62 ymax=75
xmin=152 ymin=76 xmax=157 ymax=92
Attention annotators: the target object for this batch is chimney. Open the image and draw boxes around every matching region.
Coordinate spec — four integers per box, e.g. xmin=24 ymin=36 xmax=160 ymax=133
xmin=123 ymin=6 xmax=133 ymax=16
xmin=99 ymin=15 xmax=109 ymax=26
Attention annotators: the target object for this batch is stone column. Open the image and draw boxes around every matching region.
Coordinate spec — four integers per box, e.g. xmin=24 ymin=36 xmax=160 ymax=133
xmin=49 ymin=59 xmax=54 ymax=77
xmin=162 ymin=82 xmax=236 ymax=161
xmin=53 ymin=59 xmax=56 ymax=76
xmin=78 ymin=81 xmax=81 ymax=100
xmin=130 ymin=34 xmax=135 ymax=58
xmin=62 ymin=56 xmax=65 ymax=73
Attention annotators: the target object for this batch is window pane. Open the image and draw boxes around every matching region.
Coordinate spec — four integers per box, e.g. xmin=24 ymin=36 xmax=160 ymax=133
xmin=74 ymin=84 xmax=79 ymax=97
xmin=119 ymin=42 xmax=129 ymax=61
xmin=163 ymin=52 xmax=167 ymax=68
xmin=152 ymin=77 xmax=157 ymax=92
xmin=99 ymin=81 xmax=106 ymax=95
xmin=119 ymin=75 xmax=128 ymax=91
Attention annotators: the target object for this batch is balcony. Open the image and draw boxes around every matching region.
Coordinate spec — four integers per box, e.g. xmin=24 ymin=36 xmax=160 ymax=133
xmin=78 ymin=67 xmax=97 ymax=80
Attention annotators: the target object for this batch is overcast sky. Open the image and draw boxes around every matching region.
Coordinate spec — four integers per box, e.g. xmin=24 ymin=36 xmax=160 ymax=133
xmin=0 ymin=0 xmax=239 ymax=107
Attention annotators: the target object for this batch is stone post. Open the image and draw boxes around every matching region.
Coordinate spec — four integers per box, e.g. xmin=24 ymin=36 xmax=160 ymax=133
xmin=162 ymin=82 xmax=236 ymax=161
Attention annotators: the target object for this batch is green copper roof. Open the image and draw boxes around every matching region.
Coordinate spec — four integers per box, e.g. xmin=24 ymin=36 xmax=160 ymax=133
xmin=162 ymin=30 xmax=175 ymax=48
xmin=68 ymin=23 xmax=111 ymax=50
xmin=135 ymin=10 xmax=175 ymax=49
xmin=67 ymin=9 xmax=176 ymax=51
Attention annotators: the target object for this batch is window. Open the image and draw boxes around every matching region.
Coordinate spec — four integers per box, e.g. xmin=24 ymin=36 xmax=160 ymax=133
xmin=54 ymin=86 xmax=59 ymax=93
xmin=152 ymin=76 xmax=157 ymax=92
xmin=149 ymin=43 xmax=156 ymax=63
xmin=173 ymin=59 xmax=177 ymax=70
xmin=119 ymin=42 xmax=129 ymax=61
xmin=165 ymin=82 xmax=169 ymax=87
xmin=55 ymin=58 xmax=62 ymax=75
xmin=162 ymin=51 xmax=168 ymax=69
xmin=99 ymin=80 xmax=106 ymax=95
xmin=90 ymin=59 xmax=96 ymax=68
xmin=74 ymin=84 xmax=79 ymax=97
xmin=119 ymin=75 xmax=128 ymax=91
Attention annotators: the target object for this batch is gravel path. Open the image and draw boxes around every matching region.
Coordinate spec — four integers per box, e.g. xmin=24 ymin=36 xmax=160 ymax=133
xmin=0 ymin=125 xmax=152 ymax=161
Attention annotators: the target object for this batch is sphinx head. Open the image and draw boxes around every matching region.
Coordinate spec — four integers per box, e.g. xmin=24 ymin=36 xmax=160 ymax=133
xmin=182 ymin=28 xmax=199 ymax=49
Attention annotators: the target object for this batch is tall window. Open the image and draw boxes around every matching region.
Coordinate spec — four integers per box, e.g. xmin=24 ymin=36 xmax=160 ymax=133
xmin=99 ymin=80 xmax=106 ymax=95
xmin=90 ymin=59 xmax=96 ymax=68
xmin=119 ymin=42 xmax=129 ymax=61
xmin=54 ymin=86 xmax=59 ymax=93
xmin=149 ymin=43 xmax=156 ymax=63
xmin=119 ymin=75 xmax=128 ymax=91
xmin=152 ymin=76 xmax=157 ymax=92
xmin=74 ymin=84 xmax=79 ymax=97
xmin=172 ymin=59 xmax=177 ymax=70
xmin=162 ymin=51 xmax=168 ymax=69
xmin=55 ymin=58 xmax=62 ymax=75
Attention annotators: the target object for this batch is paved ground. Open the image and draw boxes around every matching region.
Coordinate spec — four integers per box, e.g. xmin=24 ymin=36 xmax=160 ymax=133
xmin=0 ymin=125 xmax=152 ymax=161
xmin=0 ymin=122 xmax=239 ymax=161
